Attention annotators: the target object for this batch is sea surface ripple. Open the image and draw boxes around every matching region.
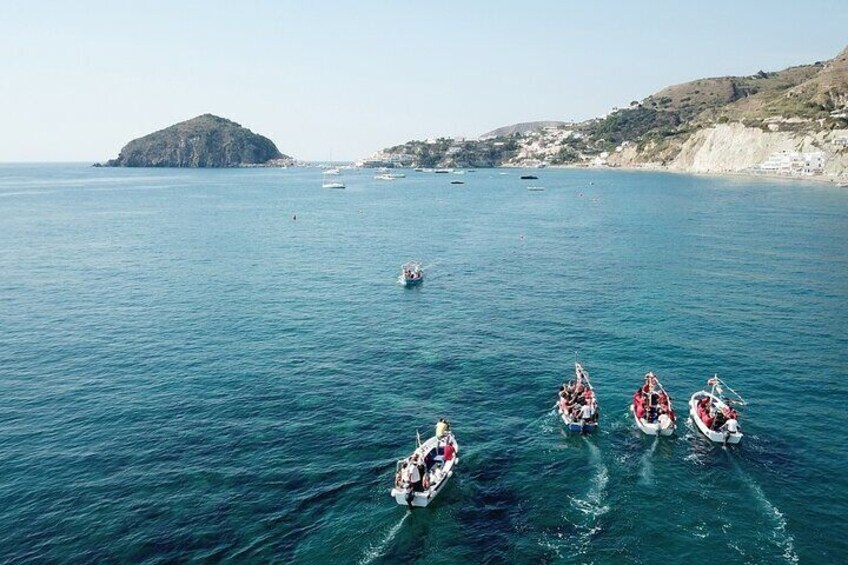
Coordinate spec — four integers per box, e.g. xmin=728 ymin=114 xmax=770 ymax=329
xmin=1 ymin=164 xmax=846 ymax=563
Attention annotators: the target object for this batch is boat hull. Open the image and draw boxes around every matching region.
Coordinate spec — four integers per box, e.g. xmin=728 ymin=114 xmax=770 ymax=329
xmin=558 ymin=407 xmax=598 ymax=434
xmin=390 ymin=465 xmax=455 ymax=507
xmin=630 ymin=405 xmax=675 ymax=436
xmin=402 ymin=276 xmax=423 ymax=287
xmin=688 ymin=393 xmax=742 ymax=444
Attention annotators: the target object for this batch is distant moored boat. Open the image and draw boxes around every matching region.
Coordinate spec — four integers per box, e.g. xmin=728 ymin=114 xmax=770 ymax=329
xmin=322 ymin=170 xmax=345 ymax=189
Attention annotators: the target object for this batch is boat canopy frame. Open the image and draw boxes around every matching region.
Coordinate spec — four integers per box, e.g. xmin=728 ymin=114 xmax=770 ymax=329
xmin=706 ymin=375 xmax=747 ymax=408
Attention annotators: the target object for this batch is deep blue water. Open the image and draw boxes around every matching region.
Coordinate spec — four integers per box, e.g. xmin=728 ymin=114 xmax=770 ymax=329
xmin=1 ymin=164 xmax=846 ymax=563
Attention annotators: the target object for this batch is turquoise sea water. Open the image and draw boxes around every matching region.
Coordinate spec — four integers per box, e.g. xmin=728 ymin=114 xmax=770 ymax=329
xmin=1 ymin=164 xmax=846 ymax=563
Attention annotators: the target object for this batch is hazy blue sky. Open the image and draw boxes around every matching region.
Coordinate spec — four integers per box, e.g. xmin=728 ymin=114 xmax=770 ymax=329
xmin=1 ymin=1 xmax=846 ymax=161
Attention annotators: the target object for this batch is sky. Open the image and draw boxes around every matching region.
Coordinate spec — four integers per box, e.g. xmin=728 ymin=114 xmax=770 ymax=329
xmin=1 ymin=1 xmax=846 ymax=162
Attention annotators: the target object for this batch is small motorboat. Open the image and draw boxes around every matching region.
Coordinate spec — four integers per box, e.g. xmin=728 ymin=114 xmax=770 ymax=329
xmin=390 ymin=423 xmax=459 ymax=508
xmin=689 ymin=376 xmax=746 ymax=445
xmin=400 ymin=260 xmax=424 ymax=286
xmin=556 ymin=360 xmax=599 ymax=433
xmin=322 ymin=171 xmax=345 ymax=189
xmin=450 ymin=180 xmax=464 ymax=185
xmin=631 ymin=372 xmax=676 ymax=436
xmin=520 ymin=175 xmax=538 ymax=180
xmin=375 ymin=172 xmax=405 ymax=180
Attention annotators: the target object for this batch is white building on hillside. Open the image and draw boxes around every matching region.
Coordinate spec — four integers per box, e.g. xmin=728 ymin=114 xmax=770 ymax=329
xmin=756 ymin=151 xmax=826 ymax=175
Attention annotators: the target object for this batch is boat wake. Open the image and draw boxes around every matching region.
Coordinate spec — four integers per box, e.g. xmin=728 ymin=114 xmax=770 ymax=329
xmin=539 ymin=438 xmax=609 ymax=560
xmin=358 ymin=512 xmax=410 ymax=564
xmin=567 ymin=439 xmax=610 ymax=557
xmin=638 ymin=437 xmax=659 ymax=486
xmin=575 ymin=440 xmax=610 ymax=518
xmin=731 ymin=459 xmax=799 ymax=564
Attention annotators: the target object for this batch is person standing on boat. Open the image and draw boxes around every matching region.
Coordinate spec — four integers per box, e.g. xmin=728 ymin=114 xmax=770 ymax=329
xmin=405 ymin=454 xmax=423 ymax=506
xmin=443 ymin=441 xmax=455 ymax=463
xmin=580 ymin=402 xmax=593 ymax=423
xmin=436 ymin=419 xmax=448 ymax=439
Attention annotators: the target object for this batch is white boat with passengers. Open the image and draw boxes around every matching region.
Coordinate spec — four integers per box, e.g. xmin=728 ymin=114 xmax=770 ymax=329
xmin=631 ymin=372 xmax=676 ymax=436
xmin=390 ymin=421 xmax=458 ymax=508
xmin=557 ymin=360 xmax=599 ymax=433
xmin=400 ymin=260 xmax=424 ymax=286
xmin=689 ymin=376 xmax=746 ymax=445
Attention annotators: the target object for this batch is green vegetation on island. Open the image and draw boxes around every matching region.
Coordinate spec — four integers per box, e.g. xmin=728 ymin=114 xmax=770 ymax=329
xmin=106 ymin=114 xmax=287 ymax=168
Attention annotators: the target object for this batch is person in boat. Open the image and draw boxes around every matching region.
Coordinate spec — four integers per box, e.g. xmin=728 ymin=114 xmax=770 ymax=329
xmin=714 ymin=410 xmax=727 ymax=430
xmin=580 ymin=402 xmax=593 ymax=423
xmin=705 ymin=410 xmax=716 ymax=429
xmin=436 ymin=419 xmax=447 ymax=438
xmin=571 ymin=404 xmax=582 ymax=421
xmin=443 ymin=440 xmax=455 ymax=462
xmin=721 ymin=418 xmax=739 ymax=435
xmin=635 ymin=400 xmax=646 ymax=421
xmin=404 ymin=456 xmax=422 ymax=506
xmin=409 ymin=454 xmax=425 ymax=492
xmin=395 ymin=463 xmax=407 ymax=488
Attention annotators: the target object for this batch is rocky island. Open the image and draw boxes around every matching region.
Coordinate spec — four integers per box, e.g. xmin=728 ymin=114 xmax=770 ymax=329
xmin=106 ymin=114 xmax=288 ymax=167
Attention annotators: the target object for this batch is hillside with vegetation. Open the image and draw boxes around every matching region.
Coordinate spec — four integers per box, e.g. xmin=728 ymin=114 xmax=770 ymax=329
xmin=106 ymin=114 xmax=287 ymax=167
xmin=365 ymin=45 xmax=848 ymax=178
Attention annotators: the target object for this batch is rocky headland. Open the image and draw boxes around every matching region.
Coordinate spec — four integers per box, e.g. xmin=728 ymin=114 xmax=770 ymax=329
xmin=362 ymin=45 xmax=848 ymax=181
xmin=106 ymin=114 xmax=288 ymax=168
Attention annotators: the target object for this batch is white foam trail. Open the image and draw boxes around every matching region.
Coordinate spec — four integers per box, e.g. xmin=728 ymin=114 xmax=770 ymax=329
xmin=568 ymin=439 xmax=609 ymax=558
xmin=358 ymin=512 xmax=410 ymax=564
xmin=731 ymin=460 xmax=798 ymax=564
xmin=540 ymin=439 xmax=611 ymax=560
xmin=582 ymin=440 xmax=609 ymax=516
xmin=638 ymin=437 xmax=659 ymax=485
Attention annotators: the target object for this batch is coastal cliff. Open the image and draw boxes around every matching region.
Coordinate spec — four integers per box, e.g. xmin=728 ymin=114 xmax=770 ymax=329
xmin=106 ymin=114 xmax=287 ymax=168
xmin=364 ymin=44 xmax=848 ymax=180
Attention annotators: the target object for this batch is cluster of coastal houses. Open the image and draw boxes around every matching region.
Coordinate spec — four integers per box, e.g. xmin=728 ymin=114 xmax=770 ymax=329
xmin=355 ymin=125 xmax=848 ymax=179
xmin=752 ymin=150 xmax=828 ymax=176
